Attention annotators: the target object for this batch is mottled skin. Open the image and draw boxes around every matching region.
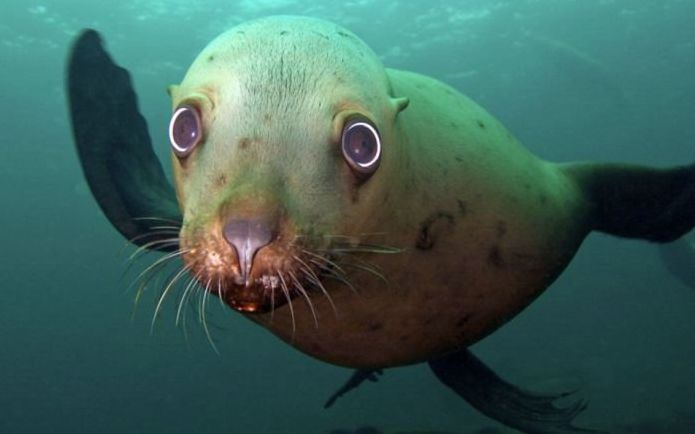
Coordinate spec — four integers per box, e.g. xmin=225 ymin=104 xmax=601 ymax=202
xmin=169 ymin=16 xmax=588 ymax=369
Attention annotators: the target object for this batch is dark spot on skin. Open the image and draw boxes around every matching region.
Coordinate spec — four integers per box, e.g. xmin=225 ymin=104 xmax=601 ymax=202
xmin=239 ymin=137 xmax=252 ymax=149
xmin=367 ymin=322 xmax=384 ymax=332
xmin=236 ymin=31 xmax=245 ymax=35
xmin=215 ymin=174 xmax=227 ymax=188
xmin=524 ymin=182 xmax=531 ymax=190
xmin=416 ymin=211 xmax=455 ymax=250
xmin=477 ymin=120 xmax=486 ymax=129
xmin=280 ymin=30 xmax=289 ymax=35
xmin=263 ymin=113 xmax=272 ymax=124
xmin=488 ymin=245 xmax=505 ymax=268
xmin=207 ymin=55 xmax=215 ymax=62
xmin=539 ymin=194 xmax=548 ymax=205
xmin=445 ymin=88 xmax=454 ymax=96
xmin=337 ymin=31 xmax=351 ymax=38
xmin=238 ymin=137 xmax=262 ymax=150
xmin=496 ymin=220 xmax=507 ymax=238
xmin=457 ymin=199 xmax=467 ymax=216
xmin=455 ymin=156 xmax=464 ymax=163
xmin=311 ymin=30 xmax=329 ymax=40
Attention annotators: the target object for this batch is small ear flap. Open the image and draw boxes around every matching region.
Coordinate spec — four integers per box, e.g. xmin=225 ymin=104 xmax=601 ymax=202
xmin=167 ymin=84 xmax=178 ymax=98
xmin=391 ymin=96 xmax=410 ymax=114
xmin=67 ymin=29 xmax=182 ymax=252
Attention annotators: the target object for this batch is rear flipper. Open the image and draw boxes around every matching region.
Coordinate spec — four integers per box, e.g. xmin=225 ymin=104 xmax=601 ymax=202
xmin=565 ymin=162 xmax=695 ymax=242
xmin=659 ymin=237 xmax=695 ymax=290
xmin=429 ymin=348 xmax=601 ymax=434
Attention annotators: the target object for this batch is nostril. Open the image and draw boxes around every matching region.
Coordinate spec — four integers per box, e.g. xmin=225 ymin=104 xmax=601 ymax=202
xmin=223 ymin=219 xmax=275 ymax=286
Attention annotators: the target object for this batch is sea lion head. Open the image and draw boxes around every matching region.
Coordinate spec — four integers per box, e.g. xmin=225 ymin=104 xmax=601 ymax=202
xmin=167 ymin=16 xmax=409 ymax=314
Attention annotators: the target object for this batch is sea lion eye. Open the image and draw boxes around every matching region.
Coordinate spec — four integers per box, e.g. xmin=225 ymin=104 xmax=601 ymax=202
xmin=169 ymin=104 xmax=202 ymax=157
xmin=341 ymin=116 xmax=381 ymax=176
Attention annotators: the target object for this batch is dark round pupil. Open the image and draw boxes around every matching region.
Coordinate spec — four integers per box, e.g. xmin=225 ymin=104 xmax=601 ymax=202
xmin=345 ymin=125 xmax=376 ymax=164
xmin=173 ymin=109 xmax=199 ymax=149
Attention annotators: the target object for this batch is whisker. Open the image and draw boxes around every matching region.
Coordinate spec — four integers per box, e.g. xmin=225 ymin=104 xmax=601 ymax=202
xmin=270 ymin=276 xmax=276 ymax=322
xmin=150 ymin=264 xmax=190 ymax=333
xmin=321 ymin=233 xmax=390 ymax=244
xmin=176 ymin=275 xmax=196 ymax=344
xmin=293 ymin=255 xmax=338 ymax=317
xmin=128 ymin=250 xmax=189 ymax=306
xmin=129 ymin=248 xmax=190 ymax=292
xmin=182 ymin=281 xmax=200 ymax=344
xmin=120 ymin=228 xmax=179 ymax=253
xmin=129 ymin=250 xmax=188 ymax=316
xmin=127 ymin=237 xmax=181 ymax=262
xmin=289 ymin=269 xmax=318 ymax=328
xmin=147 ymin=225 xmax=182 ymax=231
xmin=217 ymin=277 xmax=225 ymax=309
xmin=132 ymin=216 xmax=183 ymax=225
xmin=277 ymin=270 xmax=296 ymax=339
xmin=339 ymin=259 xmax=389 ymax=285
xmin=321 ymin=245 xmax=403 ymax=254
xmin=127 ymin=230 xmax=180 ymax=246
xmin=313 ymin=259 xmax=357 ymax=294
xmin=130 ymin=270 xmax=167 ymax=320
xmin=201 ymin=278 xmax=220 ymax=354
xmin=302 ymin=249 xmax=346 ymax=275
xmin=121 ymin=239 xmax=181 ymax=280
xmin=176 ymin=271 xmax=200 ymax=327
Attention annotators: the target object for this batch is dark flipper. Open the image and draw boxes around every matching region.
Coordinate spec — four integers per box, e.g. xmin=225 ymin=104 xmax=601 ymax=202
xmin=324 ymin=369 xmax=383 ymax=409
xmin=429 ymin=348 xmax=601 ymax=434
xmin=659 ymin=237 xmax=695 ymax=290
xmin=67 ymin=29 xmax=182 ymax=251
xmin=565 ymin=162 xmax=695 ymax=242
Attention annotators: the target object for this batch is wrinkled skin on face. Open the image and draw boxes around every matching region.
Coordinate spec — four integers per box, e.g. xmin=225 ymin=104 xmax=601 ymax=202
xmin=169 ymin=16 xmax=587 ymax=369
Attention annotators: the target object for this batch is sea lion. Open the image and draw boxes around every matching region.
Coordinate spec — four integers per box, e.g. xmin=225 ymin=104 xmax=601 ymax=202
xmin=66 ymin=16 xmax=695 ymax=434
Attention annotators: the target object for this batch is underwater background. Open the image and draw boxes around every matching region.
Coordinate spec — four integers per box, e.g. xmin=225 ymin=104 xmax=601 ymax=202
xmin=1 ymin=0 xmax=694 ymax=433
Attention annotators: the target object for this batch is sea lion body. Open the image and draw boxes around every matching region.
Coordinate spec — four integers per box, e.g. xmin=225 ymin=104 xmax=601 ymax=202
xmin=168 ymin=16 xmax=587 ymax=368
xmin=67 ymin=16 xmax=695 ymax=433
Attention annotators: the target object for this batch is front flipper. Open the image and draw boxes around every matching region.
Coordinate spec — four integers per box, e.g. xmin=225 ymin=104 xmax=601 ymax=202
xmin=324 ymin=369 xmax=383 ymax=409
xmin=429 ymin=349 xmax=600 ymax=434
xmin=67 ymin=29 xmax=182 ymax=251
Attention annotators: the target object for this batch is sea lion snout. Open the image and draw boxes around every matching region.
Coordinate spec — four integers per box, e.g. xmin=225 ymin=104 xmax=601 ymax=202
xmin=179 ymin=193 xmax=333 ymax=315
xmin=222 ymin=218 xmax=275 ymax=286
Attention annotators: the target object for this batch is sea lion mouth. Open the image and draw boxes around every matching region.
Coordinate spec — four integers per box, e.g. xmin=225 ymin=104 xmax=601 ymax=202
xmin=217 ymin=274 xmax=303 ymax=313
